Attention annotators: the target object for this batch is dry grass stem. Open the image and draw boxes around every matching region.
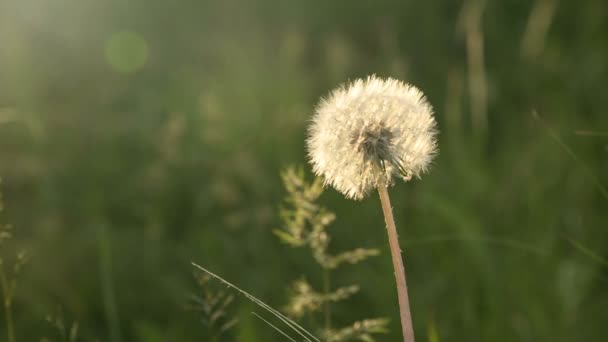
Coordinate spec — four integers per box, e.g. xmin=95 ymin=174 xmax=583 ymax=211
xmin=378 ymin=184 xmax=415 ymax=342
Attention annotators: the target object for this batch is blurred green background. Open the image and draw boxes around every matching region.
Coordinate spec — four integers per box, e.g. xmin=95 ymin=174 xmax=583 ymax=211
xmin=1 ymin=0 xmax=607 ymax=341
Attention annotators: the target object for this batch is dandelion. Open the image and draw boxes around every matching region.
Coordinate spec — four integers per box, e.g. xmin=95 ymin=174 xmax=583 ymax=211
xmin=307 ymin=75 xmax=438 ymax=342
xmin=308 ymin=76 xmax=437 ymax=200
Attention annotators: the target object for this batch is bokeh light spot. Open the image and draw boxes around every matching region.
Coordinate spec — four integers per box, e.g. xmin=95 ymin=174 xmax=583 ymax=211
xmin=105 ymin=31 xmax=148 ymax=73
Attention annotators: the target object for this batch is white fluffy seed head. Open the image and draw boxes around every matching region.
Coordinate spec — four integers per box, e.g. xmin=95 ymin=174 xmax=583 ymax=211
xmin=307 ymin=75 xmax=438 ymax=200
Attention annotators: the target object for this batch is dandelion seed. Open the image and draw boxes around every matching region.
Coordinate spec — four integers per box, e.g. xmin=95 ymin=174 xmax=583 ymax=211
xmin=307 ymin=75 xmax=437 ymax=200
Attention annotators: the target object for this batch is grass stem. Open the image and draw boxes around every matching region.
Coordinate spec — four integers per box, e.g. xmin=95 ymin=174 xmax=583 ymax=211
xmin=323 ymin=269 xmax=331 ymax=332
xmin=0 ymin=264 xmax=15 ymax=342
xmin=97 ymin=224 xmax=122 ymax=342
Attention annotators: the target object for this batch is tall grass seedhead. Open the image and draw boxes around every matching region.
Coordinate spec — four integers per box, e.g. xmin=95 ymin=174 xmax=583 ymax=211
xmin=277 ymin=167 xmax=387 ymax=341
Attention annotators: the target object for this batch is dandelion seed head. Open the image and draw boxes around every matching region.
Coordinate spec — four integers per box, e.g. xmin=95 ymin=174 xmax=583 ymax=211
xmin=307 ymin=75 xmax=438 ymax=200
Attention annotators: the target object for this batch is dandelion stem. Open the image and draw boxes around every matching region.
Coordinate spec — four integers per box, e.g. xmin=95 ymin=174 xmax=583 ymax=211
xmin=377 ymin=184 xmax=415 ymax=342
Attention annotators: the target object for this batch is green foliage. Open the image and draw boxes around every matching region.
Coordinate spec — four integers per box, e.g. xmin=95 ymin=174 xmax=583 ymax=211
xmin=0 ymin=180 xmax=28 ymax=342
xmin=0 ymin=0 xmax=608 ymax=340
xmin=277 ymin=167 xmax=387 ymax=341
xmin=188 ymin=272 xmax=238 ymax=341
xmin=41 ymin=307 xmax=81 ymax=342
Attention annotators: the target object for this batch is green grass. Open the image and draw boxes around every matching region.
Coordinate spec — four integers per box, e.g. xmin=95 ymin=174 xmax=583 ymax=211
xmin=0 ymin=0 xmax=607 ymax=340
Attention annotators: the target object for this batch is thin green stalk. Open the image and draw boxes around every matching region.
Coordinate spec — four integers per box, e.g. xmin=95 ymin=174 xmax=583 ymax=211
xmin=97 ymin=224 xmax=122 ymax=342
xmin=0 ymin=264 xmax=15 ymax=342
xmin=323 ymin=269 xmax=331 ymax=332
xmin=378 ymin=184 xmax=415 ymax=342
